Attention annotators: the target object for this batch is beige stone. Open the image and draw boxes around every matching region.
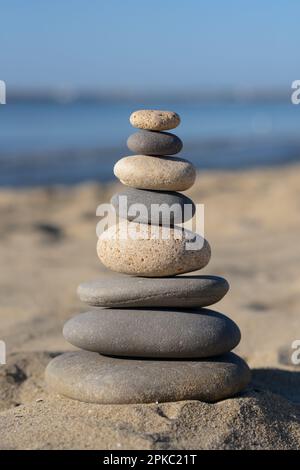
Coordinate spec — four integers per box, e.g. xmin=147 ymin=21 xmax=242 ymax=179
xmin=130 ymin=109 xmax=180 ymax=131
xmin=97 ymin=221 xmax=211 ymax=277
xmin=114 ymin=155 xmax=196 ymax=191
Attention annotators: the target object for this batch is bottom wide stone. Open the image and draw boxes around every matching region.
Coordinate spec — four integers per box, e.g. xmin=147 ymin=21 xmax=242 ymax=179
xmin=45 ymin=351 xmax=251 ymax=404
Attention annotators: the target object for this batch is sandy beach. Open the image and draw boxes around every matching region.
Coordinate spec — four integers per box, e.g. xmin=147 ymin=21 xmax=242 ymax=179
xmin=0 ymin=164 xmax=299 ymax=450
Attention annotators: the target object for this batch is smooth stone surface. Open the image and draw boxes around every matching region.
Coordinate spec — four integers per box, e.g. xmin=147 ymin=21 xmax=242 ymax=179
xmin=63 ymin=308 xmax=241 ymax=358
xmin=111 ymin=188 xmax=195 ymax=224
xmin=130 ymin=109 xmax=180 ymax=131
xmin=114 ymin=155 xmax=196 ymax=191
xmin=77 ymin=275 xmax=229 ymax=308
xmin=45 ymin=351 xmax=251 ymax=404
xmin=127 ymin=130 xmax=183 ymax=156
xmin=97 ymin=221 xmax=211 ymax=277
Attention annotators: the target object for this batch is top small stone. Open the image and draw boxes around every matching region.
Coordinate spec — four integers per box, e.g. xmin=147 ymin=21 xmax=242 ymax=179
xmin=130 ymin=110 xmax=180 ymax=131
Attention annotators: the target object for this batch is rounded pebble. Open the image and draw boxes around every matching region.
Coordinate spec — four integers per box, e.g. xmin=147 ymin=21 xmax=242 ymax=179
xmin=111 ymin=188 xmax=195 ymax=225
xmin=130 ymin=109 xmax=180 ymax=131
xmin=97 ymin=221 xmax=211 ymax=277
xmin=127 ymin=130 xmax=183 ymax=156
xmin=114 ymin=155 xmax=196 ymax=191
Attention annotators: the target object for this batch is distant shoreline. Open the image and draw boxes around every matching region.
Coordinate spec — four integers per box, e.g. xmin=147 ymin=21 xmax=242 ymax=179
xmin=6 ymin=88 xmax=292 ymax=104
xmin=1 ymin=97 xmax=299 ymax=187
xmin=0 ymin=148 xmax=300 ymax=188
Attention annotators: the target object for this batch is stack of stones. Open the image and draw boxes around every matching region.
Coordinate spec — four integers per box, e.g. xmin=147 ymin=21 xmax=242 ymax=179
xmin=46 ymin=110 xmax=251 ymax=404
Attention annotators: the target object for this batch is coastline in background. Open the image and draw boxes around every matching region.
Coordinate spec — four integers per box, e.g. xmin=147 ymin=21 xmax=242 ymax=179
xmin=1 ymin=92 xmax=300 ymax=187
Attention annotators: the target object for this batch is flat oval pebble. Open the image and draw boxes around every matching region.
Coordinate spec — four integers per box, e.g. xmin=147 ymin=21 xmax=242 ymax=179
xmin=77 ymin=275 xmax=229 ymax=308
xmin=97 ymin=221 xmax=211 ymax=277
xmin=45 ymin=351 xmax=251 ymax=404
xmin=114 ymin=155 xmax=196 ymax=191
xmin=127 ymin=130 xmax=183 ymax=156
xmin=111 ymin=188 xmax=195 ymax=225
xmin=130 ymin=109 xmax=180 ymax=131
xmin=63 ymin=308 xmax=240 ymax=358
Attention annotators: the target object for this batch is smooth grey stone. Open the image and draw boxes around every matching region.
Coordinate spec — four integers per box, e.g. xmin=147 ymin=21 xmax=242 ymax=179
xmin=111 ymin=188 xmax=195 ymax=224
xmin=63 ymin=308 xmax=241 ymax=358
xmin=78 ymin=275 xmax=229 ymax=308
xmin=127 ymin=130 xmax=183 ymax=155
xmin=45 ymin=351 xmax=251 ymax=404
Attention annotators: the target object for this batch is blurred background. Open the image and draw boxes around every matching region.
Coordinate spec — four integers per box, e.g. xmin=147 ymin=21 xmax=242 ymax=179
xmin=1 ymin=0 xmax=300 ymax=186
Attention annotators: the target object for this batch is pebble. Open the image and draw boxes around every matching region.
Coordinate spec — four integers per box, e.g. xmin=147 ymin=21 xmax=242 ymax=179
xmin=114 ymin=155 xmax=196 ymax=191
xmin=129 ymin=110 xmax=180 ymax=131
xmin=63 ymin=308 xmax=241 ymax=358
xmin=97 ymin=221 xmax=211 ymax=277
xmin=111 ymin=188 xmax=195 ymax=225
xmin=77 ymin=275 xmax=229 ymax=308
xmin=127 ymin=130 xmax=183 ymax=156
xmin=45 ymin=351 xmax=251 ymax=404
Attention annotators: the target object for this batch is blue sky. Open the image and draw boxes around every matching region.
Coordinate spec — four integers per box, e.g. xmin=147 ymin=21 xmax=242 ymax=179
xmin=1 ymin=0 xmax=299 ymax=91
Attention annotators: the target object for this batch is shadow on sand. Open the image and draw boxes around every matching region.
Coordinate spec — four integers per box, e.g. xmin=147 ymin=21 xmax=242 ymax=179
xmin=251 ymin=368 xmax=300 ymax=404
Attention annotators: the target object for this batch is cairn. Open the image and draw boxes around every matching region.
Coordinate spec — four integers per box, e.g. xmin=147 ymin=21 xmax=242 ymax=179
xmin=46 ymin=109 xmax=250 ymax=404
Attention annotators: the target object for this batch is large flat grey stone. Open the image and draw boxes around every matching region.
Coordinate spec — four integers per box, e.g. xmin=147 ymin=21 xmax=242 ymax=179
xmin=77 ymin=275 xmax=229 ymax=308
xmin=45 ymin=351 xmax=251 ymax=404
xmin=63 ymin=308 xmax=240 ymax=358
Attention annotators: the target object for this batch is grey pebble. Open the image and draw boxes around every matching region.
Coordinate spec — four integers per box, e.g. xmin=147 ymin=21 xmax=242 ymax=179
xmin=63 ymin=308 xmax=241 ymax=358
xmin=111 ymin=187 xmax=195 ymax=224
xmin=127 ymin=130 xmax=183 ymax=155
xmin=77 ymin=275 xmax=229 ymax=308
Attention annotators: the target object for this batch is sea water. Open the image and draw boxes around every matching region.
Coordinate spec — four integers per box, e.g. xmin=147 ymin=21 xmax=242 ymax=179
xmin=0 ymin=99 xmax=300 ymax=186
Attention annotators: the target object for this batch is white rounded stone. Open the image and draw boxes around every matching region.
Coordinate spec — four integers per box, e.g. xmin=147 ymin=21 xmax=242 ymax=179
xmin=114 ymin=155 xmax=196 ymax=191
xmin=130 ymin=109 xmax=180 ymax=131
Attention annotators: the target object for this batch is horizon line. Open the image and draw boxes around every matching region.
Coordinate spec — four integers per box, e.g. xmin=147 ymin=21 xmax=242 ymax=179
xmin=5 ymin=87 xmax=292 ymax=104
